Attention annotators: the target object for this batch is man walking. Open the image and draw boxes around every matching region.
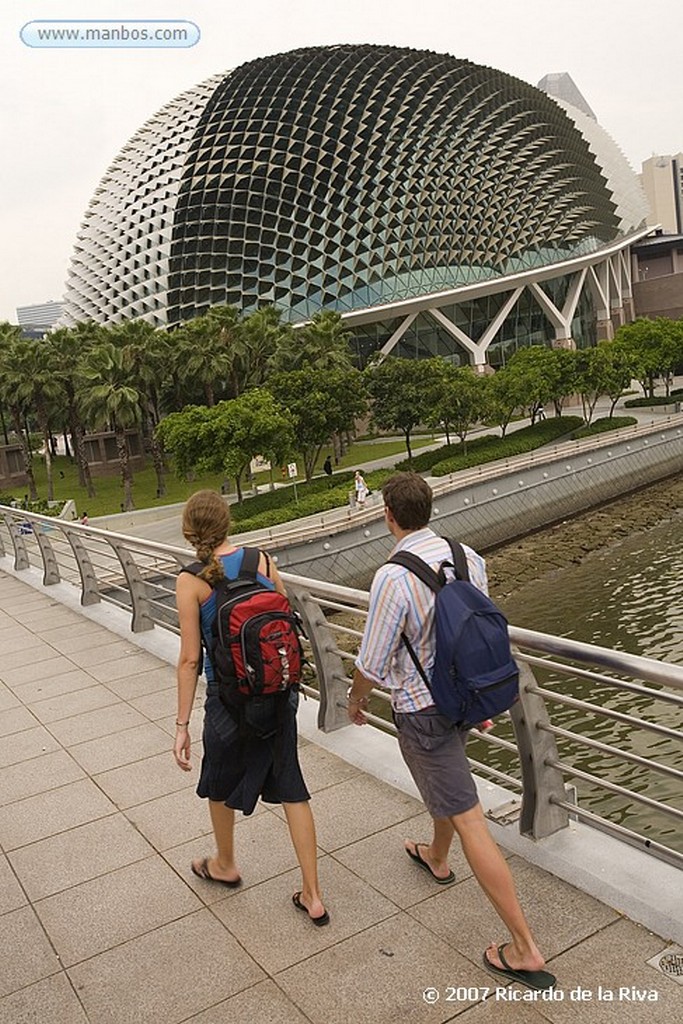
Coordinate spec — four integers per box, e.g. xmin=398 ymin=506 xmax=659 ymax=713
xmin=347 ymin=471 xmax=556 ymax=992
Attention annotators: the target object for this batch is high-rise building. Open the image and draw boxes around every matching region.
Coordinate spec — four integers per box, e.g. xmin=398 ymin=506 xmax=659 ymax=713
xmin=640 ymin=155 xmax=683 ymax=234
xmin=15 ymin=300 xmax=64 ymax=334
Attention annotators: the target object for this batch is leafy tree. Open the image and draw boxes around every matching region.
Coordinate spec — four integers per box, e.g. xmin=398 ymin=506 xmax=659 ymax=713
xmin=269 ymin=365 xmax=367 ymax=480
xmin=656 ymin=317 xmax=683 ymax=395
xmin=204 ymin=390 xmax=294 ymax=501
xmin=544 ymin=348 xmax=580 ymax=416
xmin=504 ymin=346 xmax=556 ymax=423
xmin=487 ymin=364 xmax=529 ymax=437
xmin=591 ymin=342 xmax=633 ymax=418
xmin=155 ymin=404 xmax=212 ymax=478
xmin=364 ymin=357 xmax=442 ymax=464
xmin=79 ymin=341 xmax=142 ymax=510
xmin=612 ymin=318 xmax=680 ymax=398
xmin=574 ymin=348 xmax=607 ymax=424
xmin=0 ymin=323 xmax=39 ymax=499
xmin=158 ymin=391 xmax=294 ymax=502
xmin=425 ymin=361 xmax=488 ymax=451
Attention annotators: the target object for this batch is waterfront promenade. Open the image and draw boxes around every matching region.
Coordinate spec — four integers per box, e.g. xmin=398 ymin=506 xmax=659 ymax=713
xmin=99 ymin=391 xmax=680 ymax=551
xmin=1 ymin=569 xmax=681 ymax=1023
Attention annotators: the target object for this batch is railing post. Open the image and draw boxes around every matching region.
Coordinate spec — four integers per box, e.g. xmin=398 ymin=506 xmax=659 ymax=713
xmin=3 ymin=514 xmax=30 ymax=571
xmin=65 ymin=530 xmax=101 ymax=606
xmin=512 ymin=657 xmax=571 ymax=839
xmin=110 ymin=541 xmax=154 ymax=632
xmin=287 ymin=582 xmax=351 ymax=732
xmin=33 ymin=523 xmax=60 ymax=586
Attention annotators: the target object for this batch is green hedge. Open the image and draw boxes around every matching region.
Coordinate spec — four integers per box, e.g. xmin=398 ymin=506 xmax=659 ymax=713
xmin=624 ymin=395 xmax=680 ymax=408
xmin=0 ymin=493 xmax=62 ymax=516
xmin=395 ymin=433 xmax=499 ymax=473
xmin=230 ymin=470 xmax=355 ymax=523
xmin=573 ymin=416 xmax=638 ymax=437
xmin=233 ymin=468 xmax=392 ymax=532
xmin=396 ymin=418 xmax=587 ymax=475
xmin=430 ymin=417 xmax=584 ymax=476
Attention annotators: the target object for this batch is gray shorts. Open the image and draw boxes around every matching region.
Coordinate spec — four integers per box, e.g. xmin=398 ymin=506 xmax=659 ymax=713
xmin=395 ymin=707 xmax=479 ymax=819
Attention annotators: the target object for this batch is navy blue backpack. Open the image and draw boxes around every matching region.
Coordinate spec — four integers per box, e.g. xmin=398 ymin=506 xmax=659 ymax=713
xmin=387 ymin=539 xmax=519 ymax=727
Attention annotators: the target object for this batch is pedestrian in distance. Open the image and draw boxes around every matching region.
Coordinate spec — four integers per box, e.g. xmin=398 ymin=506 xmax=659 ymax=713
xmin=354 ymin=469 xmax=369 ymax=509
xmin=347 ymin=471 xmax=556 ymax=992
xmin=80 ymin=511 xmax=89 ymax=526
xmin=173 ymin=490 xmax=328 ymax=925
xmin=323 ymin=455 xmax=333 ymax=481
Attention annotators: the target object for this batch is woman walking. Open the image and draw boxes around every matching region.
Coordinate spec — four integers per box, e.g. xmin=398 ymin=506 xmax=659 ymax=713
xmin=173 ymin=489 xmax=328 ymax=924
xmin=354 ymin=469 xmax=369 ymax=508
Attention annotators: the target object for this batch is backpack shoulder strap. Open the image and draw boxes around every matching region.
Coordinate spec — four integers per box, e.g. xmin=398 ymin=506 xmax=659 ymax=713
xmin=445 ymin=539 xmax=470 ymax=582
xmin=179 ymin=560 xmax=204 ymax=578
xmin=238 ymin=547 xmax=260 ymax=580
xmin=385 ymin=551 xmax=436 ymax=694
xmin=387 ymin=550 xmax=442 ymax=593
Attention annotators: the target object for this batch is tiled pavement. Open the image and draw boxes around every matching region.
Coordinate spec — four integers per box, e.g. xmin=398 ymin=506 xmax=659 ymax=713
xmin=1 ymin=570 xmax=681 ymax=1024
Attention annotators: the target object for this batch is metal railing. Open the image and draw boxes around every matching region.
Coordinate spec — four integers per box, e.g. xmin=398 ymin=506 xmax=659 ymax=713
xmin=2 ymin=503 xmax=682 ymax=868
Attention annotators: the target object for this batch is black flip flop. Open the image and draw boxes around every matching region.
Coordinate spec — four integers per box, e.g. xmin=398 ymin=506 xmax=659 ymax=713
xmin=292 ymin=891 xmax=330 ymax=926
xmin=482 ymin=943 xmax=557 ymax=992
xmin=405 ymin=842 xmax=455 ymax=884
xmin=191 ymin=857 xmax=242 ymax=888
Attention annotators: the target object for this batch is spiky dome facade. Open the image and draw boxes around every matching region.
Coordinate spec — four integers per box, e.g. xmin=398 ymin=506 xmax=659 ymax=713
xmin=63 ymin=44 xmax=641 ymax=327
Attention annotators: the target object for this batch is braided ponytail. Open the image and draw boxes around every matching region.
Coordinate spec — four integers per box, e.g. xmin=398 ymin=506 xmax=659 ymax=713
xmin=182 ymin=490 xmax=231 ymax=583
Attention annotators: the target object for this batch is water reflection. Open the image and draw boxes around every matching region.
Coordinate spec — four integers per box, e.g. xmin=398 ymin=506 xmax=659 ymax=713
xmin=501 ymin=517 xmax=683 ymax=663
xmin=488 ymin=517 xmax=683 ymax=853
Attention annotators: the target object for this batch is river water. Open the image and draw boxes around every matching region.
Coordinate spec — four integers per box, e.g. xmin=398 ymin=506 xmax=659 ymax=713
xmin=498 ymin=517 xmax=683 ymax=665
xmin=488 ymin=516 xmax=683 ymax=853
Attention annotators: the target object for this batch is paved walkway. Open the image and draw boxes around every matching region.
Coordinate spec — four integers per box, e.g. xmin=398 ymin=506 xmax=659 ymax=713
xmin=1 ymin=569 xmax=681 ymax=1023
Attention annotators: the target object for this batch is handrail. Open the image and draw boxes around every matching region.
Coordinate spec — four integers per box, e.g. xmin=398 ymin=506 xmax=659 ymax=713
xmin=1 ymin=501 xmax=682 ymax=869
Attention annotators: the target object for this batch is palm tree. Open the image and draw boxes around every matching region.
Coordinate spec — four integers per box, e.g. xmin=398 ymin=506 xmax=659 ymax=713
xmin=0 ymin=323 xmax=39 ymax=499
xmin=269 ymin=309 xmax=355 ymax=374
xmin=79 ymin=340 xmax=142 ymax=510
xmin=239 ymin=306 xmax=293 ymax=389
xmin=269 ymin=310 xmax=357 ymax=459
xmin=172 ymin=306 xmax=241 ymax=406
xmin=47 ymin=324 xmax=99 ymax=497
xmin=205 ymin=304 xmax=245 ymax=398
xmin=112 ymin=318 xmax=172 ymax=497
xmin=11 ymin=339 xmax=65 ymax=500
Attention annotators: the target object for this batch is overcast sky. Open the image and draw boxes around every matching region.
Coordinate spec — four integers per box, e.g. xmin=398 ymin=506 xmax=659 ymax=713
xmin=1 ymin=0 xmax=680 ymax=322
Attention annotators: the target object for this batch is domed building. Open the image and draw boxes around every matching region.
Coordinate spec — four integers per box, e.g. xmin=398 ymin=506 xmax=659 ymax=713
xmin=62 ymin=45 xmax=650 ymax=367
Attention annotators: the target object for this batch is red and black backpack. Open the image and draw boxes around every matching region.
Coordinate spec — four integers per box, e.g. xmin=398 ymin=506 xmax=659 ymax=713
xmin=182 ymin=548 xmax=304 ymax=712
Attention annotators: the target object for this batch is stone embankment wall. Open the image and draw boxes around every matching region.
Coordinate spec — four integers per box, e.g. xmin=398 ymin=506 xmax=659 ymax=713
xmin=273 ymin=418 xmax=683 ymax=588
xmin=486 ymin=472 xmax=683 ymax=601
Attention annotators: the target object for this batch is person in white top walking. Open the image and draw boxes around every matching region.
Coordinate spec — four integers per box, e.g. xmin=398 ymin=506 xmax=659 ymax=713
xmin=354 ymin=469 xmax=369 ymax=508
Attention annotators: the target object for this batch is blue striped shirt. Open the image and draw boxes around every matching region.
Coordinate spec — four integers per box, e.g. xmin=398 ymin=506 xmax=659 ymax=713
xmin=355 ymin=528 xmax=489 ymax=712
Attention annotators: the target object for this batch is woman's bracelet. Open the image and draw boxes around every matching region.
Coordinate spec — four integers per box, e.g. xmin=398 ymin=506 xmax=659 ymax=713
xmin=175 ymin=720 xmax=190 ymax=728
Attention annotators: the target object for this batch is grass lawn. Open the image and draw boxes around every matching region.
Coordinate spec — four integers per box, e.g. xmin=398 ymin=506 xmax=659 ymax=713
xmin=19 ymin=434 xmax=437 ymax=518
